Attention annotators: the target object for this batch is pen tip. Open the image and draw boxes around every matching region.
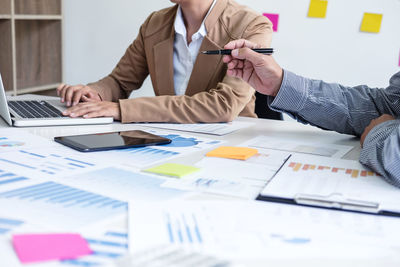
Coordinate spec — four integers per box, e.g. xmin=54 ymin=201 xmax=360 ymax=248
xmin=200 ymin=51 xmax=207 ymax=54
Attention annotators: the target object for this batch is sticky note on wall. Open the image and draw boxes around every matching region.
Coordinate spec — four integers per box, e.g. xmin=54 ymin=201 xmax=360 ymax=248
xmin=398 ymin=49 xmax=400 ymax=67
xmin=308 ymin=0 xmax=328 ymax=18
xmin=360 ymin=13 xmax=383 ymax=33
xmin=263 ymin=13 xmax=279 ymax=32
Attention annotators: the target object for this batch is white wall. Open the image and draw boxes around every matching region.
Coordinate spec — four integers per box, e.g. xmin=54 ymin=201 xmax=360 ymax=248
xmin=63 ymin=0 xmax=400 ymax=99
xmin=63 ymin=0 xmax=171 ymax=97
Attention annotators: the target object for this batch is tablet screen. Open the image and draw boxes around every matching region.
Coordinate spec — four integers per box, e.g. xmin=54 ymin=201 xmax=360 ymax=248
xmin=54 ymin=130 xmax=171 ymax=152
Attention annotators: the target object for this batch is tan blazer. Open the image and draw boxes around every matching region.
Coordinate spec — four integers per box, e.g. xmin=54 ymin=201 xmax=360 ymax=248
xmin=88 ymin=0 xmax=272 ymax=123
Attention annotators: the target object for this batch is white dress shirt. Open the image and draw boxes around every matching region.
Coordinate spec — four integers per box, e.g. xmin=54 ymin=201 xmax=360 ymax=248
xmin=173 ymin=1 xmax=216 ymax=96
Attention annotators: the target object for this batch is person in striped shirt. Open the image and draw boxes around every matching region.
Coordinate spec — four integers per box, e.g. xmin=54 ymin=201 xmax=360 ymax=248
xmin=223 ymin=39 xmax=400 ymax=187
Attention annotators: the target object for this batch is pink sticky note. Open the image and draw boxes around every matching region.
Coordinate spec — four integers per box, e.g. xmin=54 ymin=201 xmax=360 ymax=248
xmin=12 ymin=233 xmax=92 ymax=264
xmin=398 ymin=49 xmax=400 ymax=67
xmin=263 ymin=13 xmax=279 ymax=32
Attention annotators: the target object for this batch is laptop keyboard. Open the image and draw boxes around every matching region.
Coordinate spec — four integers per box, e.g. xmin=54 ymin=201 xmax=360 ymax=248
xmin=8 ymin=100 xmax=64 ymax=119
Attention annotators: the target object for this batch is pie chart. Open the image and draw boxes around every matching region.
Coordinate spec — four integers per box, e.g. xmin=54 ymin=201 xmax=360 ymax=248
xmin=0 ymin=141 xmax=25 ymax=147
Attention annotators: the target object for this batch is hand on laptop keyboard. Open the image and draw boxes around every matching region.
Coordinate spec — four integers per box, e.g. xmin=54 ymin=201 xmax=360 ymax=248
xmin=57 ymin=83 xmax=101 ymax=107
xmin=62 ymin=101 xmax=121 ymax=121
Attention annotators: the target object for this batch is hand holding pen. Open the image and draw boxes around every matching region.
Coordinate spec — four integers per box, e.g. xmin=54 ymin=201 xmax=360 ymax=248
xmin=221 ymin=39 xmax=283 ymax=97
xmin=201 ymin=48 xmax=274 ymax=55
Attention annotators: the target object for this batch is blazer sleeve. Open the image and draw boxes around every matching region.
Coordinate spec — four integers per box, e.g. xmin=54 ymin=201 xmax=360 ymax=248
xmin=118 ymin=15 xmax=273 ymax=123
xmin=86 ymin=14 xmax=152 ymax=102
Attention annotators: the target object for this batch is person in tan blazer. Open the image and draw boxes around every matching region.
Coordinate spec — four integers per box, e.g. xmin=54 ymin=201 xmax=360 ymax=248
xmin=58 ymin=0 xmax=272 ymax=123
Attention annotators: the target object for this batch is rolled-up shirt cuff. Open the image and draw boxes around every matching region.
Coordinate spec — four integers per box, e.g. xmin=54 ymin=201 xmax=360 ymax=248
xmin=269 ymin=70 xmax=308 ymax=113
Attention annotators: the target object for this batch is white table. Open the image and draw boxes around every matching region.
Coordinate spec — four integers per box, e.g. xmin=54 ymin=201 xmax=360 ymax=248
xmin=1 ymin=95 xmax=361 ymax=163
xmin=5 ymin=96 xmax=391 ymax=267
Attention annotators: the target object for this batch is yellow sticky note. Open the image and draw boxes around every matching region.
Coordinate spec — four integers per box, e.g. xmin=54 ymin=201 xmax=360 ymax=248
xmin=144 ymin=163 xmax=200 ymax=178
xmin=308 ymin=0 xmax=328 ymax=18
xmin=206 ymin=146 xmax=258 ymax=160
xmin=360 ymin=13 xmax=383 ymax=33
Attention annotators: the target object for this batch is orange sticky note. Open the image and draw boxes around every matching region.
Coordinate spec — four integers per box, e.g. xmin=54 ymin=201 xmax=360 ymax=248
xmin=308 ymin=0 xmax=328 ymax=18
xmin=360 ymin=13 xmax=383 ymax=33
xmin=206 ymin=146 xmax=258 ymax=160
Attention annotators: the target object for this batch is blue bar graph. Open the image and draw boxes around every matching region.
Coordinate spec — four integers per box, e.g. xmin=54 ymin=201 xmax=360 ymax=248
xmin=60 ymin=229 xmax=128 ymax=266
xmin=0 ymin=181 xmax=127 ymax=210
xmin=0 ymin=169 xmax=29 ymax=186
xmin=86 ymin=239 xmax=128 ymax=249
xmin=0 ymin=217 xmax=24 ymax=226
xmin=116 ymin=147 xmax=180 ymax=166
xmin=66 ymin=167 xmax=185 ymax=201
xmin=61 ymin=260 xmax=99 ymax=266
xmin=193 ymin=214 xmax=202 ymax=243
xmin=64 ymin=158 xmax=95 ymax=166
xmin=19 ymin=150 xmax=46 ymax=158
xmin=0 ymin=158 xmax=36 ymax=169
xmin=165 ymin=212 xmax=202 ymax=244
xmin=91 ymin=251 xmax=122 ymax=258
xmin=0 ymin=217 xmax=24 ymax=235
xmin=1 ymin=150 xmax=98 ymax=178
xmin=105 ymin=232 xmax=128 ymax=239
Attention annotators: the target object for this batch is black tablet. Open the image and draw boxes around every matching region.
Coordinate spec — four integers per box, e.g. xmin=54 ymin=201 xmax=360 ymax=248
xmin=54 ymin=130 xmax=171 ymax=152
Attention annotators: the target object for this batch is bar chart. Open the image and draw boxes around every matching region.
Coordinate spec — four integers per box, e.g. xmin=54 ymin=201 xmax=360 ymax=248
xmin=61 ymin=228 xmax=128 ymax=266
xmin=0 ymin=217 xmax=24 ymax=235
xmin=96 ymin=130 xmax=222 ymax=167
xmin=288 ymin=162 xmax=378 ymax=178
xmin=0 ymin=169 xmax=29 ymax=186
xmin=59 ymin=167 xmax=186 ymax=201
xmin=0 ymin=181 xmax=127 ymax=229
xmin=107 ymin=147 xmax=180 ymax=167
xmin=165 ymin=212 xmax=203 ymax=244
xmin=0 ymin=140 xmax=25 ymax=148
xmin=0 ymin=149 xmax=99 ymax=178
xmin=244 ymin=136 xmax=352 ymax=158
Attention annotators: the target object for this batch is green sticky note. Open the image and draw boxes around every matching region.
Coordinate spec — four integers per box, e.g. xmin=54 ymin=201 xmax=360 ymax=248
xmin=308 ymin=0 xmax=328 ymax=18
xmin=360 ymin=13 xmax=383 ymax=33
xmin=144 ymin=163 xmax=200 ymax=178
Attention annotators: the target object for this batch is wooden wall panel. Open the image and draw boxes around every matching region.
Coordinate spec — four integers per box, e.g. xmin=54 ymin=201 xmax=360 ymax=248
xmin=14 ymin=0 xmax=61 ymax=15
xmin=0 ymin=0 xmax=11 ymax=14
xmin=15 ymin=20 xmax=62 ymax=89
xmin=0 ymin=20 xmax=13 ymax=91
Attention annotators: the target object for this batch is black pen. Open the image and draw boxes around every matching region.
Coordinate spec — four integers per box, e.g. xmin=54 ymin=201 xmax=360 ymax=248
xmin=201 ymin=48 xmax=274 ymax=55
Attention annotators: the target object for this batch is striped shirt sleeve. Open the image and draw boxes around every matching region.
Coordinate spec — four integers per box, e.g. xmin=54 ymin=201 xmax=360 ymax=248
xmin=361 ymin=120 xmax=400 ymax=187
xmin=268 ymin=70 xmax=400 ymax=186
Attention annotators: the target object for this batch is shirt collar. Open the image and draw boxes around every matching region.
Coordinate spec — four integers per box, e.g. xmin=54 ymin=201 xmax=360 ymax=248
xmin=174 ymin=0 xmax=216 ymax=39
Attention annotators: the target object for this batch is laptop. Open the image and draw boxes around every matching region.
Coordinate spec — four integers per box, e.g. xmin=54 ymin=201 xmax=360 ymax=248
xmin=0 ymin=74 xmax=113 ymax=127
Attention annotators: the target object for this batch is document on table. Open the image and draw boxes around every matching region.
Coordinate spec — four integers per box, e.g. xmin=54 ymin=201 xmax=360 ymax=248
xmin=163 ymin=148 xmax=290 ymax=199
xmin=0 ymin=178 xmax=127 ymax=230
xmin=53 ymin=166 xmax=188 ymax=202
xmin=140 ymin=121 xmax=254 ymax=136
xmin=0 ymin=146 xmax=108 ymax=180
xmin=0 ymin=128 xmax=59 ymax=152
xmin=258 ymin=154 xmax=400 ymax=215
xmin=129 ymin=200 xmax=400 ymax=261
xmin=243 ymin=136 xmax=353 ymax=158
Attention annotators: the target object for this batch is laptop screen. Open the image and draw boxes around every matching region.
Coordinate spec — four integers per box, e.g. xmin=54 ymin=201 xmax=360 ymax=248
xmin=0 ymin=73 xmax=13 ymax=126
